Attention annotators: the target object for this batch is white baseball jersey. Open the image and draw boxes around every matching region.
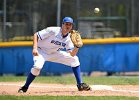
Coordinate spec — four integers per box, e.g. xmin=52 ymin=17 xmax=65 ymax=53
xmin=37 ymin=27 xmax=74 ymax=54
xmin=33 ymin=27 xmax=80 ymax=69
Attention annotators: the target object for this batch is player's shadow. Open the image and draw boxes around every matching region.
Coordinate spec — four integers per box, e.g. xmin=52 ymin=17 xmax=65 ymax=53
xmin=34 ymin=90 xmax=78 ymax=95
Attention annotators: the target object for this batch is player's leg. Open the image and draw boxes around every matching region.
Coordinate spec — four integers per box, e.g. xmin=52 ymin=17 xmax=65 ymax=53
xmin=18 ymin=55 xmax=45 ymax=93
xmin=72 ymin=65 xmax=91 ymax=91
xmin=18 ymin=72 xmax=36 ymax=93
xmin=72 ymin=66 xmax=91 ymax=91
xmin=71 ymin=65 xmax=82 ymax=85
xmin=48 ymin=51 xmax=91 ymax=91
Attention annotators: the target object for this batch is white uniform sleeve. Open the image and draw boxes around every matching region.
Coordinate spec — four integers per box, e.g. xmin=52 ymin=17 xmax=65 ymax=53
xmin=37 ymin=27 xmax=52 ymax=40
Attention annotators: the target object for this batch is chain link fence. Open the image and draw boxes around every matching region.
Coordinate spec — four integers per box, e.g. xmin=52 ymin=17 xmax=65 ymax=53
xmin=0 ymin=0 xmax=139 ymax=41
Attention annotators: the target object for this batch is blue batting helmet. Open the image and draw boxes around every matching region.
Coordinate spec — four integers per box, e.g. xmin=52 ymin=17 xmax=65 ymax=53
xmin=62 ymin=17 xmax=73 ymax=23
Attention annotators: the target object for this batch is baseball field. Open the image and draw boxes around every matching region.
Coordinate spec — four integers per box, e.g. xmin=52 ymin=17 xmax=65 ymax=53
xmin=0 ymin=75 xmax=139 ymax=100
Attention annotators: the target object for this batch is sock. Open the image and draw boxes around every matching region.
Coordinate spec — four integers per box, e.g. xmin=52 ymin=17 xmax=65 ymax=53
xmin=72 ymin=66 xmax=83 ymax=85
xmin=24 ymin=72 xmax=36 ymax=88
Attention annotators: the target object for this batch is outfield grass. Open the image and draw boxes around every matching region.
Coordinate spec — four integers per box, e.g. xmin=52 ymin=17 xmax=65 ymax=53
xmin=0 ymin=76 xmax=139 ymax=85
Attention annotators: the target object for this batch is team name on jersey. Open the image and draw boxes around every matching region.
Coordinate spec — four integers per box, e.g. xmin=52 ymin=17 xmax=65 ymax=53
xmin=51 ymin=40 xmax=66 ymax=47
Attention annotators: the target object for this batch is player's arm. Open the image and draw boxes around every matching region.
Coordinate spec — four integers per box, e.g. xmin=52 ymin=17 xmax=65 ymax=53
xmin=32 ymin=33 xmax=39 ymax=56
xmin=69 ymin=47 xmax=79 ymax=57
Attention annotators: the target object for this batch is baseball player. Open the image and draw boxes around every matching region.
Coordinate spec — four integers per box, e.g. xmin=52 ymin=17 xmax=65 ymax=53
xmin=18 ymin=17 xmax=91 ymax=93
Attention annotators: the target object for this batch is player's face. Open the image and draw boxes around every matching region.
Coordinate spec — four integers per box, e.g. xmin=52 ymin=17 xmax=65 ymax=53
xmin=62 ymin=22 xmax=73 ymax=33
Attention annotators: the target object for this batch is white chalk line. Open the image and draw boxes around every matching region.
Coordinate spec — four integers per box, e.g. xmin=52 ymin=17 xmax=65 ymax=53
xmin=0 ymin=83 xmax=139 ymax=93
xmin=91 ymin=85 xmax=139 ymax=93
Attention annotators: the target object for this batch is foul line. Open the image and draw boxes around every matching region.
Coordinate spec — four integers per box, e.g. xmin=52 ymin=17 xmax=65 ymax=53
xmin=0 ymin=83 xmax=139 ymax=93
xmin=91 ymin=85 xmax=139 ymax=93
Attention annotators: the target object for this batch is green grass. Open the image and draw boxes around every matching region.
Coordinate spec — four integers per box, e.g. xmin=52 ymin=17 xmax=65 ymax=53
xmin=0 ymin=76 xmax=139 ymax=85
xmin=0 ymin=95 xmax=139 ymax=100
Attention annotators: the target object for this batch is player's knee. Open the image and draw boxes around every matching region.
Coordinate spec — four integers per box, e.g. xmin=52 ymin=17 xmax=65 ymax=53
xmin=71 ymin=63 xmax=80 ymax=67
xmin=31 ymin=67 xmax=40 ymax=76
xmin=71 ymin=56 xmax=80 ymax=67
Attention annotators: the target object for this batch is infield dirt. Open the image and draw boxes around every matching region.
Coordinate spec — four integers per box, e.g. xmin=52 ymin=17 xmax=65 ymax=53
xmin=0 ymin=82 xmax=139 ymax=97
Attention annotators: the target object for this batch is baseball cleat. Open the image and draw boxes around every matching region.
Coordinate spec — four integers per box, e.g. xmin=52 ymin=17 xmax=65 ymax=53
xmin=77 ymin=83 xmax=91 ymax=91
xmin=18 ymin=86 xmax=28 ymax=93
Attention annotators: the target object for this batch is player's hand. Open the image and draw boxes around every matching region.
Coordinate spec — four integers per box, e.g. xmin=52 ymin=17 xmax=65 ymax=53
xmin=69 ymin=47 xmax=79 ymax=57
xmin=32 ymin=48 xmax=39 ymax=56
xmin=70 ymin=30 xmax=83 ymax=48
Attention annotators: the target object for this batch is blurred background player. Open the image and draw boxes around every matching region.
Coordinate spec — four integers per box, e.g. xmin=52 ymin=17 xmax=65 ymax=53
xmin=18 ymin=17 xmax=91 ymax=93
